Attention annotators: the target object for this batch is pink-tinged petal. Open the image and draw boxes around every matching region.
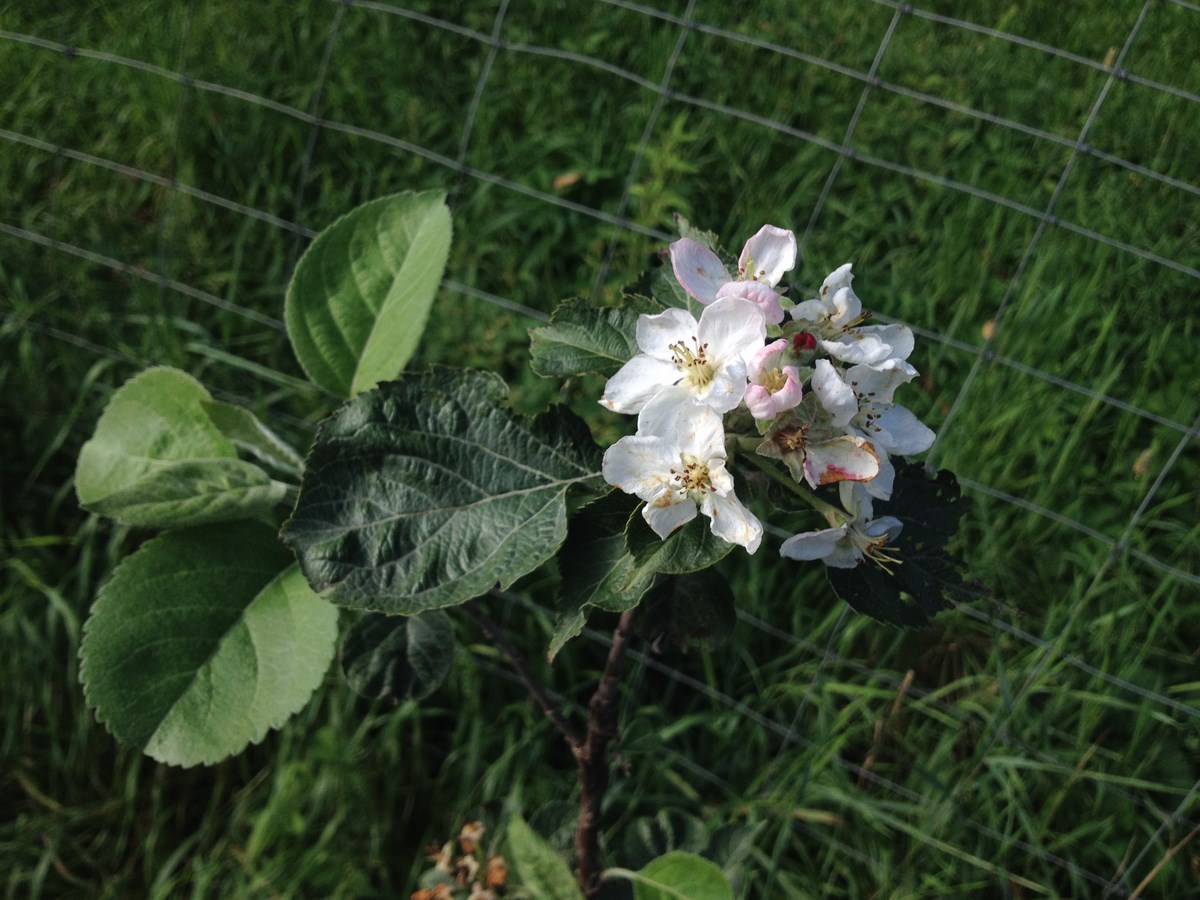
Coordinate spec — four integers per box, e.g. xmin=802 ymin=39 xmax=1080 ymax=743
xmin=811 ymin=359 xmax=857 ymax=427
xmin=773 ymin=367 xmax=804 ymax=409
xmin=779 ymin=526 xmax=849 ymax=562
xmin=636 ymin=307 xmax=699 ymax=359
xmin=696 ymin=296 xmax=766 ymax=365
xmin=743 ymin=383 xmax=776 ymax=420
xmin=739 ymin=225 xmax=796 ymax=286
xmin=600 ymin=354 xmax=680 ymax=414
xmin=670 ymin=238 xmax=730 ymax=304
xmin=747 ymin=338 xmax=790 ymax=380
xmin=701 ymin=491 xmax=763 ymax=553
xmin=716 ymin=280 xmax=785 ymax=325
xmin=638 ymin=391 xmax=725 ymax=458
xmin=801 ymin=435 xmax=880 ymax=489
xmin=602 ymin=435 xmax=675 ymax=498
xmin=643 ymin=492 xmax=698 ymax=539
xmin=874 ymin=404 xmax=935 ymax=455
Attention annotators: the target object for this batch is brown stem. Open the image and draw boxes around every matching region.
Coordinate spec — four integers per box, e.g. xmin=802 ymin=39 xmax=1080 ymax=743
xmin=462 ymin=599 xmax=583 ymax=750
xmin=574 ymin=607 xmax=637 ymax=897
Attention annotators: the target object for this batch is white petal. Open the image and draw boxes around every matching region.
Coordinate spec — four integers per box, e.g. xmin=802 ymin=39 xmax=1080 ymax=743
xmin=669 ymin=238 xmax=730 ymax=304
xmin=602 ymin=435 xmax=675 ymax=498
xmin=600 ymin=354 xmax=680 ymax=414
xmin=780 ymin=525 xmax=849 ymax=561
xmin=638 ymin=390 xmax=725 ymax=459
xmin=643 ymin=492 xmax=698 ymax=538
xmin=790 ymin=299 xmax=828 ymax=324
xmin=811 ymin=359 xmax=857 ymax=428
xmin=829 ymin=286 xmax=862 ymax=329
xmin=820 ymin=331 xmax=892 ymax=366
xmin=862 ymin=515 xmax=903 ymax=541
xmin=739 ymin=225 xmax=796 ymax=286
xmin=700 ymin=357 xmax=748 ymax=414
xmin=697 ymin=296 xmax=766 ymax=365
xmin=846 ymin=360 xmax=917 ymax=404
xmin=715 ymin=280 xmax=785 ymax=325
xmin=820 ymin=263 xmax=854 ymax=299
xmin=636 ymin=307 xmax=699 ymax=359
xmin=862 ymin=449 xmax=895 ymax=501
xmin=874 ymin=404 xmax=936 ymax=455
xmin=701 ymin=491 xmax=763 ymax=554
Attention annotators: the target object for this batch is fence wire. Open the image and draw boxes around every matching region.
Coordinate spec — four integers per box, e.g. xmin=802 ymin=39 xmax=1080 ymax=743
xmin=4 ymin=0 xmax=1198 ymax=894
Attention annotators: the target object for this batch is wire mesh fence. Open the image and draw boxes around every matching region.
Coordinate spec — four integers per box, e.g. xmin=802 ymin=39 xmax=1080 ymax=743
xmin=3 ymin=0 xmax=1198 ymax=894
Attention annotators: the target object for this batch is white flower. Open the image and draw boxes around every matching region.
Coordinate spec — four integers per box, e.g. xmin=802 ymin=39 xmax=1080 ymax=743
xmin=811 ymin=359 xmax=935 ymax=500
xmin=744 ymin=338 xmax=804 ymax=421
xmin=602 ymin=393 xmax=763 ymax=553
xmin=669 ymin=225 xmax=797 ymax=325
xmin=790 ymin=263 xmax=861 ymax=335
xmin=757 ymin=393 xmax=880 ymax=490
xmin=600 ymin=297 xmax=765 ymax=415
xmin=779 ymin=483 xmax=902 ymax=570
xmin=792 ymin=263 xmax=913 ymax=367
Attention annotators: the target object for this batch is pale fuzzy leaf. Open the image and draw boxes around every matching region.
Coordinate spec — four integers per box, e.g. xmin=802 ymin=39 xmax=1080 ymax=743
xmin=285 ymin=190 xmax=452 ymax=397
xmin=79 ymin=522 xmax=338 ymax=766
xmin=631 ymin=851 xmax=733 ymax=900
xmin=200 ymin=399 xmax=304 ymax=476
xmin=507 ymin=815 xmax=585 ymax=900
xmin=76 ymin=367 xmax=287 ymax=527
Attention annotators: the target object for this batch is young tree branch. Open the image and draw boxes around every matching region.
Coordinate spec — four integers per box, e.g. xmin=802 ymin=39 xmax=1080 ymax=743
xmin=462 ymin=598 xmax=583 ymax=750
xmin=574 ymin=607 xmax=637 ymax=897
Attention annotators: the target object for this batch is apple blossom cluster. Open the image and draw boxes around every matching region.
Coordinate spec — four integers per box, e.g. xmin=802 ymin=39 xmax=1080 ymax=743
xmin=600 ymin=225 xmax=936 ymax=570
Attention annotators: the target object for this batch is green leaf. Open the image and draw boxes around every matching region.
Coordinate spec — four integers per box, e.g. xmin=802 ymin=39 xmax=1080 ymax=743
xmin=75 ymin=368 xmax=288 ymax=527
xmin=200 ymin=399 xmax=304 ymax=477
xmin=631 ymin=852 xmax=733 ymax=900
xmin=625 ymin=514 xmax=734 ymax=582
xmin=285 ymin=190 xmax=452 ymax=397
xmin=282 ymin=369 xmax=607 ymax=614
xmin=79 ymin=522 xmax=338 ymax=766
xmin=530 ymin=295 xmax=657 ymax=379
xmin=340 ymin=610 xmax=455 ymax=701
xmin=507 ymin=815 xmax=585 ymax=900
xmin=826 ymin=462 xmax=983 ymax=627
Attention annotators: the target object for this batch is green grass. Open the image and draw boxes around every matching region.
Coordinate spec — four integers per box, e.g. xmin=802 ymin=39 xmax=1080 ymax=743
xmin=3 ymin=0 xmax=1199 ymax=896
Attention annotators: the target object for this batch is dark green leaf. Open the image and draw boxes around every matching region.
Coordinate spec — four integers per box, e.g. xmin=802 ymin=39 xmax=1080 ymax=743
xmin=826 ymin=462 xmax=981 ymax=627
xmin=285 ymin=190 xmax=452 ymax=397
xmin=625 ymin=514 xmax=734 ymax=581
xmin=75 ymin=368 xmax=288 ymax=527
xmin=340 ymin=610 xmax=455 ymax=701
xmin=507 ymin=815 xmax=585 ymax=900
xmin=282 ymin=369 xmax=606 ymax=614
xmin=79 ymin=521 xmax=338 ymax=766
xmin=530 ymin=296 xmax=657 ymax=379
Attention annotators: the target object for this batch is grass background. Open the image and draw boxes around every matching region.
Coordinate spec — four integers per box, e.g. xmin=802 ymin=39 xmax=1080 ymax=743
xmin=2 ymin=0 xmax=1198 ymax=896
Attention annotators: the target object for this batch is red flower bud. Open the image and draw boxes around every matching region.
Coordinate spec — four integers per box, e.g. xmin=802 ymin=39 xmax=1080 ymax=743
xmin=792 ymin=331 xmax=817 ymax=353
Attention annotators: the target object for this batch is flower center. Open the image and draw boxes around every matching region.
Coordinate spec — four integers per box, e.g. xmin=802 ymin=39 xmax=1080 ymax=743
xmin=762 ymin=367 xmax=788 ymax=394
xmin=670 ymin=337 xmax=716 ymax=390
xmin=670 ymin=453 xmax=716 ymax=500
xmin=851 ymin=530 xmax=902 ymax=574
